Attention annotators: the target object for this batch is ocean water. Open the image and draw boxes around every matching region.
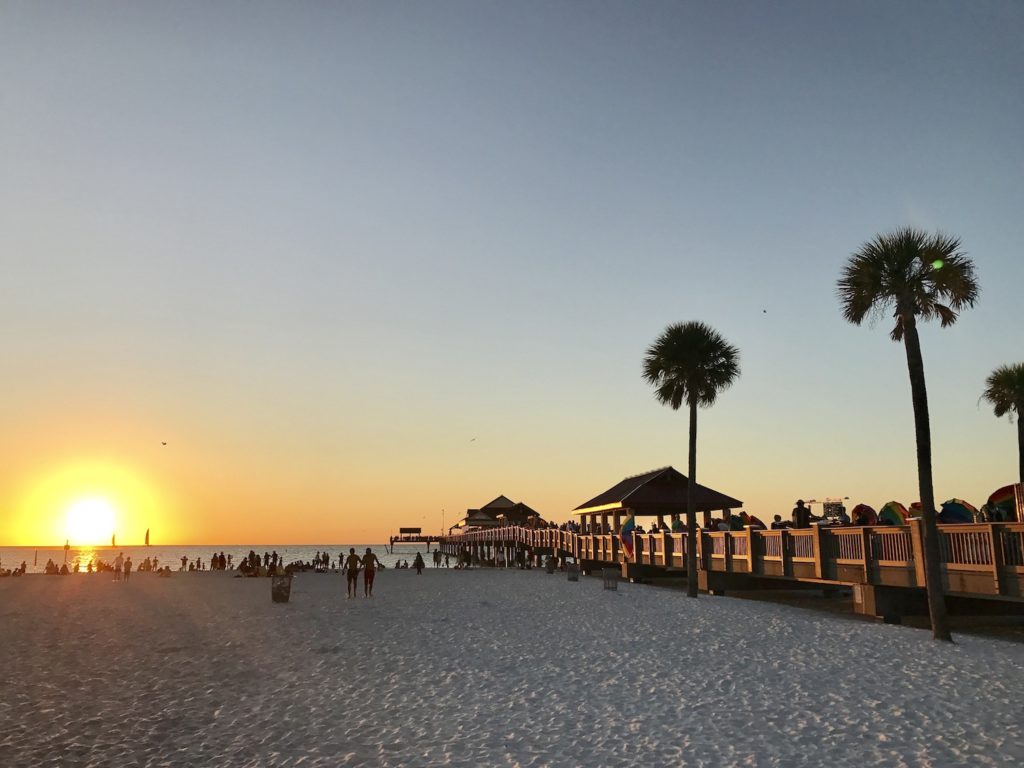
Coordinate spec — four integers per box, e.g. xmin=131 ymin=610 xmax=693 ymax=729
xmin=0 ymin=543 xmax=443 ymax=574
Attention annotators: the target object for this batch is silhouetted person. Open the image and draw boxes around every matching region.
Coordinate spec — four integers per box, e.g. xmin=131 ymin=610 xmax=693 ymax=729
xmin=792 ymin=500 xmax=811 ymax=529
xmin=361 ymin=548 xmax=382 ymax=597
xmin=114 ymin=552 xmax=124 ymax=582
xmin=413 ymin=553 xmax=425 ymax=574
xmin=342 ymin=548 xmax=361 ymax=598
xmin=124 ymin=557 xmax=132 ymax=582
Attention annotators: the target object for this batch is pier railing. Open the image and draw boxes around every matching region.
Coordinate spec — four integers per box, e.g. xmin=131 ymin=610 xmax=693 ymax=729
xmin=441 ymin=521 xmax=1024 ymax=599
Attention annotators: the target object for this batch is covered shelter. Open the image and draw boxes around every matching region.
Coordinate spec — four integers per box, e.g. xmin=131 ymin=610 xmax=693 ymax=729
xmin=573 ymin=466 xmax=742 ymax=533
xmin=454 ymin=495 xmax=545 ymax=530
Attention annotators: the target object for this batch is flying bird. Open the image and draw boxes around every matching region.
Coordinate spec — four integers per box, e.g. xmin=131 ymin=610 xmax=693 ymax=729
xmin=161 ymin=442 xmax=167 ymax=446
xmin=470 ymin=437 xmax=476 ymax=442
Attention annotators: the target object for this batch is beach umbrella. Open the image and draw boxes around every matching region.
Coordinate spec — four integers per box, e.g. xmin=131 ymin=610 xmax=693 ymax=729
xmin=939 ymin=499 xmax=978 ymax=524
xmin=851 ymin=504 xmax=877 ymax=525
xmin=878 ymin=501 xmax=908 ymax=526
xmin=987 ymin=484 xmax=1022 ymax=522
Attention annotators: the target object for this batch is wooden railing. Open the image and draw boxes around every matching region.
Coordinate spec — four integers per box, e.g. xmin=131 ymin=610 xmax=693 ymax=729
xmin=441 ymin=522 xmax=1024 ymax=598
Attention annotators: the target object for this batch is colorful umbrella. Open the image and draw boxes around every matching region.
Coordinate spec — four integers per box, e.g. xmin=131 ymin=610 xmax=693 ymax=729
xmin=987 ymin=484 xmax=1022 ymax=522
xmin=851 ymin=504 xmax=877 ymax=525
xmin=878 ymin=501 xmax=908 ymax=526
xmin=939 ymin=499 xmax=978 ymax=524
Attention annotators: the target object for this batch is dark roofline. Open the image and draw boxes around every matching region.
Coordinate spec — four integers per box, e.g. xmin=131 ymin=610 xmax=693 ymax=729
xmin=574 ymin=466 xmax=742 ymax=514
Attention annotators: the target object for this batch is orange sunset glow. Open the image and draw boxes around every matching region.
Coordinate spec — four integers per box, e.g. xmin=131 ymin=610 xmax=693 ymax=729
xmin=9 ymin=461 xmax=170 ymax=547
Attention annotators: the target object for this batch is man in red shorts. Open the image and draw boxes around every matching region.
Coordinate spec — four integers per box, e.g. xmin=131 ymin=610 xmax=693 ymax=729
xmin=361 ymin=547 xmax=382 ymax=598
xmin=343 ymin=548 xmax=361 ymax=599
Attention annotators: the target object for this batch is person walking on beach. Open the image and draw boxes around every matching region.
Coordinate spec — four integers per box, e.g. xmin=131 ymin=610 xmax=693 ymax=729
xmin=123 ymin=557 xmax=132 ymax=582
xmin=114 ymin=552 xmax=124 ymax=582
xmin=343 ymin=548 xmax=361 ymax=599
xmin=413 ymin=552 xmax=425 ymax=574
xmin=361 ymin=548 xmax=382 ymax=597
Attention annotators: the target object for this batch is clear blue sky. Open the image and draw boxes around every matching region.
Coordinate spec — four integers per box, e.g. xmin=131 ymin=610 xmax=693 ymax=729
xmin=1 ymin=1 xmax=1022 ymax=542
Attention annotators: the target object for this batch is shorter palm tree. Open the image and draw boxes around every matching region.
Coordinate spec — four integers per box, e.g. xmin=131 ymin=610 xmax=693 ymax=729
xmin=643 ymin=321 xmax=740 ymax=598
xmin=982 ymin=363 xmax=1024 ymax=484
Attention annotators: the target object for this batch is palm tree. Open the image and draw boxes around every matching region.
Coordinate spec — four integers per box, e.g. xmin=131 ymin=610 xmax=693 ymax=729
xmin=982 ymin=363 xmax=1024 ymax=484
xmin=837 ymin=227 xmax=979 ymax=641
xmin=643 ymin=321 xmax=740 ymax=598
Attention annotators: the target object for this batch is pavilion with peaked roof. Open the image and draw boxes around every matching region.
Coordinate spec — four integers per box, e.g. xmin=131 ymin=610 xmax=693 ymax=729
xmin=453 ymin=494 xmax=545 ymax=531
xmin=574 ymin=466 xmax=742 ymax=533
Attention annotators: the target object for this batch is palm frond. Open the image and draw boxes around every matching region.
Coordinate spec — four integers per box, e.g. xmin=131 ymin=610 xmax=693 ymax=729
xmin=643 ymin=321 xmax=740 ymax=411
xmin=982 ymin=363 xmax=1024 ymax=419
xmin=838 ymin=227 xmax=979 ymax=341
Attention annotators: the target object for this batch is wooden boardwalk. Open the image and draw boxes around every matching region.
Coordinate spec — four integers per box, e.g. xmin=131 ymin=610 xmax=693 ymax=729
xmin=440 ymin=522 xmax=1024 ymax=622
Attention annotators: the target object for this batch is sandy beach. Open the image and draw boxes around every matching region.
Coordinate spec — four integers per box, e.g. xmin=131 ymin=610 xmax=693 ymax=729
xmin=1 ymin=569 xmax=1022 ymax=767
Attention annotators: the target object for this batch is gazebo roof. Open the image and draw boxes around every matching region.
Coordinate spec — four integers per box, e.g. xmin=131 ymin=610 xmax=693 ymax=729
xmin=574 ymin=466 xmax=742 ymax=516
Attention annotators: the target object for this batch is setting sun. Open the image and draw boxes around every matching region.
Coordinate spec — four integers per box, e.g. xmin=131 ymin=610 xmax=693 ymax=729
xmin=66 ymin=498 xmax=117 ymax=545
xmin=7 ymin=460 xmax=173 ymax=546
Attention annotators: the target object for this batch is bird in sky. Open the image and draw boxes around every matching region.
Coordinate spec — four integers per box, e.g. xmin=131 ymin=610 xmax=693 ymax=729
xmin=161 ymin=442 xmax=167 ymax=446
xmin=470 ymin=437 xmax=476 ymax=442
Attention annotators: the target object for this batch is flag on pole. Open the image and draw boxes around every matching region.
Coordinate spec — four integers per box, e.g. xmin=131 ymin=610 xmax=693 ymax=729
xmin=620 ymin=514 xmax=636 ymax=560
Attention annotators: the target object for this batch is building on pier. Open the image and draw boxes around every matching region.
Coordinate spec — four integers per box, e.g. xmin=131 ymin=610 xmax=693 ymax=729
xmin=453 ymin=495 xmax=544 ymax=531
xmin=574 ymin=466 xmax=742 ymax=533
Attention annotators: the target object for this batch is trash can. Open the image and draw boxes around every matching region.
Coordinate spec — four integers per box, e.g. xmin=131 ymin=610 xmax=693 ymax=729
xmin=601 ymin=567 xmax=618 ymax=591
xmin=567 ymin=563 xmax=579 ymax=582
xmin=271 ymin=573 xmax=293 ymax=603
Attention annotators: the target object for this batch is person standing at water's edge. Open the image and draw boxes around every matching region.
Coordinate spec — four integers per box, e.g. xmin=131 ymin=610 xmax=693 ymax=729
xmin=344 ymin=548 xmax=361 ymax=599
xmin=361 ymin=548 xmax=382 ymax=597
xmin=124 ymin=557 xmax=132 ymax=582
xmin=114 ymin=552 xmax=124 ymax=582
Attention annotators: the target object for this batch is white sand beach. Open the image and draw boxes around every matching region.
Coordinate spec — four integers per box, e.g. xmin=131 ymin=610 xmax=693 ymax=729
xmin=1 ymin=569 xmax=1022 ymax=767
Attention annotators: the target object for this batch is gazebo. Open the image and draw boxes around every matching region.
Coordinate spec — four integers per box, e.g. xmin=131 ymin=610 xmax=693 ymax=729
xmin=574 ymin=466 xmax=742 ymax=533
xmin=453 ymin=495 xmax=544 ymax=530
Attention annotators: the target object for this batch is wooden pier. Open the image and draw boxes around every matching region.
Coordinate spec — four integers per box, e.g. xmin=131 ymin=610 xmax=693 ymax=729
xmin=439 ymin=522 xmax=1024 ymax=623
xmin=388 ymin=527 xmax=440 ymax=553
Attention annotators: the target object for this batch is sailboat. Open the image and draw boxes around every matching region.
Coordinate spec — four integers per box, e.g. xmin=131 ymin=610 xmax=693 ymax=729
xmin=145 ymin=528 xmax=150 ymax=546
xmin=112 ymin=533 xmax=116 ymax=548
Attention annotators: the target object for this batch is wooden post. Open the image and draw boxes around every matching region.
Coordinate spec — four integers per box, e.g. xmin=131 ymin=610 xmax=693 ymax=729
xmin=781 ymin=529 xmax=791 ymax=577
xmin=909 ymin=518 xmax=927 ymax=587
xmin=745 ymin=526 xmax=757 ymax=574
xmin=812 ymin=524 xmax=825 ymax=579
xmin=861 ymin=526 xmax=872 ymax=583
xmin=988 ymin=523 xmax=1004 ymax=595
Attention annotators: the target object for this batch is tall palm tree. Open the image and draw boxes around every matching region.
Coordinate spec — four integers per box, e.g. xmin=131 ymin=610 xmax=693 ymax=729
xmin=837 ymin=227 xmax=979 ymax=641
xmin=643 ymin=321 xmax=740 ymax=598
xmin=982 ymin=363 xmax=1024 ymax=484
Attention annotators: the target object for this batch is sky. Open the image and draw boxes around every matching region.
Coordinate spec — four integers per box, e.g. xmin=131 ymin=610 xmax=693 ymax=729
xmin=1 ymin=1 xmax=1022 ymax=545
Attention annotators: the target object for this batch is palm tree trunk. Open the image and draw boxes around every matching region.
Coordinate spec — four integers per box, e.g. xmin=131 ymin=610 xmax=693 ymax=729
xmin=1017 ymin=410 xmax=1023 ymax=486
xmin=686 ymin=399 xmax=699 ymax=598
xmin=902 ymin=316 xmax=952 ymax=641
